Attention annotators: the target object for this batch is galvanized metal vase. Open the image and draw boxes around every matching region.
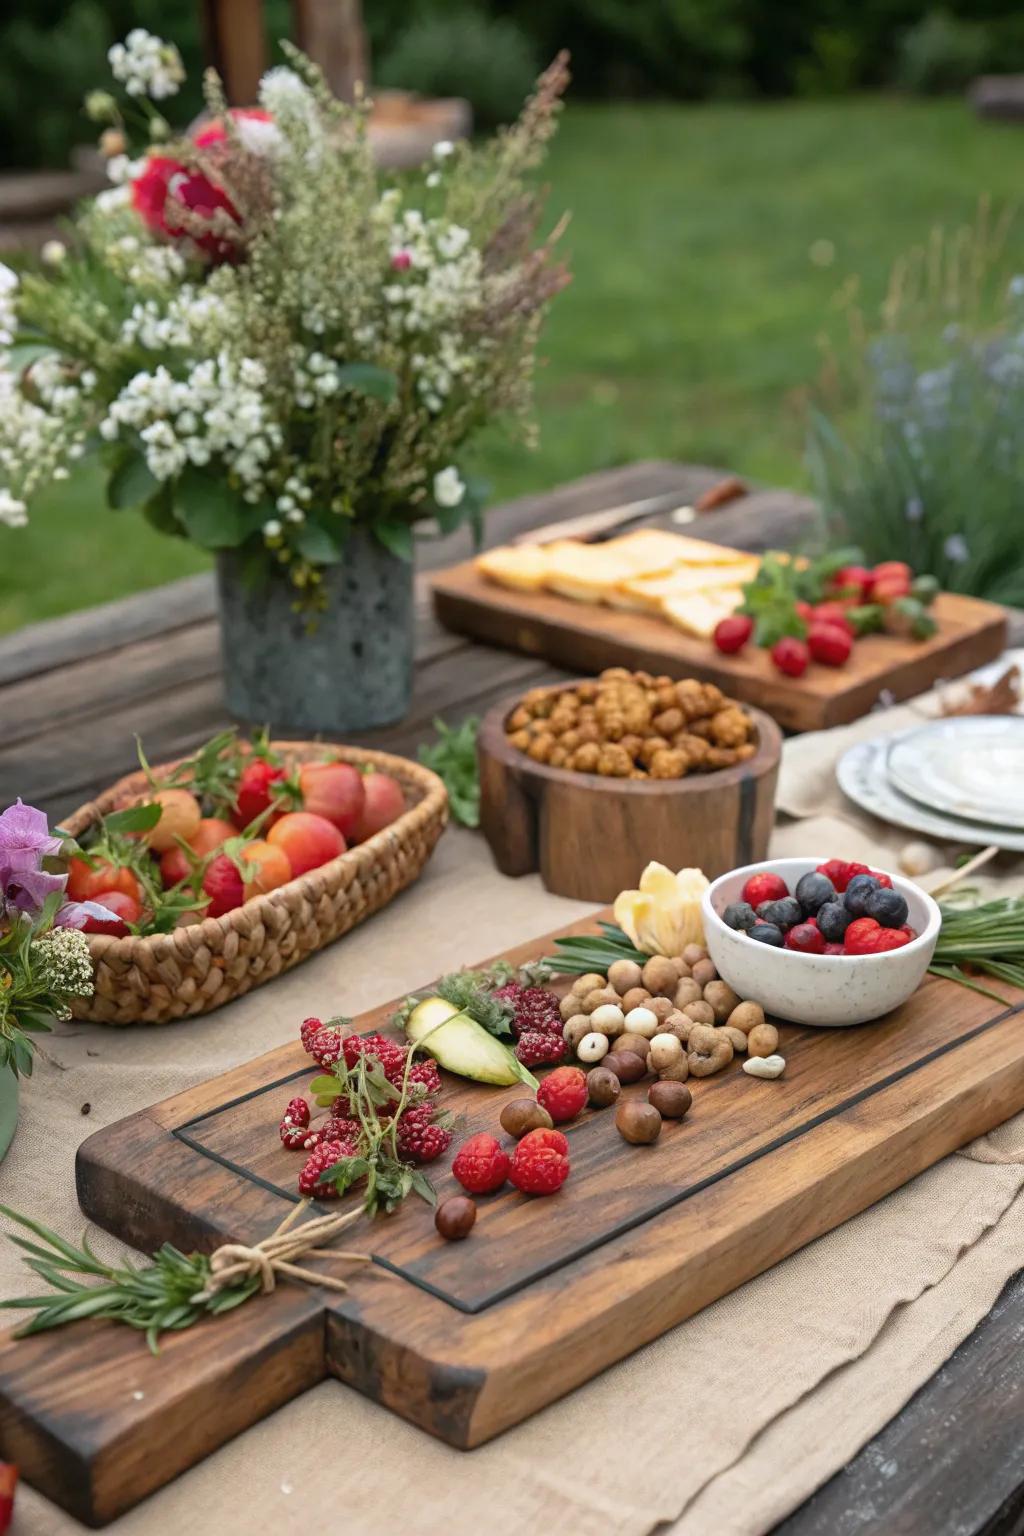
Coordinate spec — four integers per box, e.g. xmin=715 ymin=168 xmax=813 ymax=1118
xmin=216 ymin=531 xmax=414 ymax=735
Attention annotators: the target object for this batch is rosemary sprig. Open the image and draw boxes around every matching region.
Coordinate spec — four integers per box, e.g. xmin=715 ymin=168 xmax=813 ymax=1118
xmin=541 ymin=922 xmax=647 ymax=976
xmin=929 ymin=896 xmax=1024 ymax=1001
xmin=0 ymin=1205 xmax=260 ymax=1353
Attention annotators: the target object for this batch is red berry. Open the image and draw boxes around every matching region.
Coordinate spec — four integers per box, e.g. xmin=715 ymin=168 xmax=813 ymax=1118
xmin=280 ymin=1118 xmax=311 ymax=1150
xmin=299 ymin=1016 xmax=323 ymax=1053
xmin=508 ymin=1131 xmax=570 ymax=1196
xmin=202 ymin=853 xmax=245 ymax=917
xmin=741 ymin=871 xmax=789 ymax=908
xmin=816 ymin=859 xmax=852 ymax=892
xmin=807 ymin=623 xmax=853 ymax=668
xmin=811 ymin=602 xmax=856 ymax=636
xmin=844 ymin=917 xmax=911 ymax=955
xmin=784 ymin=921 xmax=826 ymax=954
xmin=823 ymin=942 xmax=846 ymax=955
xmin=452 ymin=1133 xmax=510 ymax=1194
xmin=233 ymin=758 xmax=286 ymax=829
xmin=536 ymin=1066 xmax=587 ymax=1124
xmin=515 ymin=1031 xmax=567 ymax=1068
xmin=297 ymin=1139 xmax=352 ymax=1198
xmin=868 ymin=868 xmax=894 ymax=889
xmin=899 ymin=924 xmax=919 ymax=941
xmin=714 ymin=614 xmax=754 ymax=654
xmin=770 ymin=636 xmax=809 ymax=677
xmin=493 ymin=982 xmax=563 ymax=1039
xmin=518 ymin=1126 xmax=569 ymax=1156
xmin=82 ymin=889 xmax=142 ymax=936
xmin=310 ymin=1029 xmax=345 ymax=1068
xmin=396 ymin=1102 xmax=452 ymax=1164
xmin=408 ymin=1059 xmax=442 ymax=1095
xmin=829 ymin=564 xmax=875 ymax=602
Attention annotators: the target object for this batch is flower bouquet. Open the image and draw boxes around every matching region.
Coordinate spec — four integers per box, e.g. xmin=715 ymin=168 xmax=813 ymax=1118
xmin=0 ymin=32 xmax=570 ymax=731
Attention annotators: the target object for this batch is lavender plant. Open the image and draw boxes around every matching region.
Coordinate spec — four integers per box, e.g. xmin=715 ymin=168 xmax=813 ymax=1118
xmin=0 ymin=32 xmax=570 ymax=602
xmin=808 ymin=217 xmax=1024 ymax=607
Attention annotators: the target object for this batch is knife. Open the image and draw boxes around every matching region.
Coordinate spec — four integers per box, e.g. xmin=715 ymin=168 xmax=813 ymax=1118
xmin=510 ymin=491 xmax=696 ymax=546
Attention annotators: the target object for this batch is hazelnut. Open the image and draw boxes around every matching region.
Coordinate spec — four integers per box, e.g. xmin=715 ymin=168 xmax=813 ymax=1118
xmin=581 ymin=986 xmax=620 ymax=1015
xmin=616 ymin=1031 xmax=653 ymax=1060
xmin=641 ymin=956 xmax=680 ymax=997
xmin=607 ymin=959 xmax=643 ymax=995
xmin=703 ymin=980 xmax=742 ymax=1023
xmin=563 ymin=1015 xmax=593 ymax=1051
xmin=578 ymin=1031 xmax=610 ymax=1064
xmin=691 ymin=958 xmax=719 ymax=988
xmin=670 ymin=957 xmax=688 ymax=978
xmin=720 ymin=1025 xmax=749 ymax=1053
xmin=435 ymin=1196 xmax=477 ymax=1241
xmin=589 ymin=1003 xmax=626 ymax=1037
xmin=622 ymin=1006 xmax=658 ymax=1039
xmin=586 ymin=1066 xmax=621 ymax=1108
xmin=603 ymin=1050 xmax=647 ymax=1084
xmin=747 ymin=1022 xmax=780 ymax=1058
xmin=621 ymin=987 xmax=652 ymax=1013
xmin=500 ymin=1099 xmax=554 ymax=1138
xmin=648 ymin=1080 xmax=692 ymax=1119
xmin=648 ymin=1032 xmax=685 ymax=1073
xmin=648 ymin=996 xmax=675 ymax=1024
xmin=560 ymin=992 xmax=584 ymax=1022
xmin=574 ymin=973 xmax=607 ymax=995
xmin=616 ymin=1100 xmax=663 ymax=1145
xmin=726 ymin=1001 xmax=765 ymax=1036
xmin=673 ymin=977 xmax=703 ymax=1009
xmin=682 ymin=1000 xmax=716 ymax=1028
xmin=682 ymin=943 xmax=708 ymax=967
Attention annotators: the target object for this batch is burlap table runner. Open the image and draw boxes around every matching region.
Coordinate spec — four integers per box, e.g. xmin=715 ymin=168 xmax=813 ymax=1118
xmin=8 ymin=673 xmax=1024 ymax=1534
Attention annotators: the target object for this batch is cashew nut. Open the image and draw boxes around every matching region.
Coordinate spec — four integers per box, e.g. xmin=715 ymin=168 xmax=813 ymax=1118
xmin=743 ymin=1053 xmax=785 ymax=1079
xmin=687 ymin=1023 xmax=734 ymax=1078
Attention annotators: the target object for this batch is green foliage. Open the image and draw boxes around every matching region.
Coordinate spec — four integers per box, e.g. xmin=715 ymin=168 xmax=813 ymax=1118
xmin=896 ymin=9 xmax=990 ymax=94
xmin=376 ymin=9 xmax=538 ymax=129
xmin=418 ymin=716 xmax=480 ymax=827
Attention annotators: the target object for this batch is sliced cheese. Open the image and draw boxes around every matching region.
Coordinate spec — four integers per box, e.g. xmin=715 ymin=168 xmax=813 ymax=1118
xmin=612 ymin=560 xmax=760 ymax=614
xmin=475 ymin=541 xmax=577 ymax=592
xmin=661 ymin=587 xmax=744 ymax=639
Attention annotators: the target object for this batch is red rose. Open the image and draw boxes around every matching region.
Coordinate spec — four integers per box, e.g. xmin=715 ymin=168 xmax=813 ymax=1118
xmin=131 ymin=109 xmax=273 ymax=262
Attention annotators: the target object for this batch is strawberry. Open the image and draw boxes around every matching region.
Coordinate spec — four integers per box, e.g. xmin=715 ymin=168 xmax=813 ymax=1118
xmin=713 ymin=614 xmax=754 ymax=654
xmin=770 ymin=636 xmax=809 ymax=677
xmin=233 ymin=759 xmax=286 ymax=829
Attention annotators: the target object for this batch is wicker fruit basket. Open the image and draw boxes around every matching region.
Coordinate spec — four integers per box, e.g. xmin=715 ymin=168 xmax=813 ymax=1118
xmin=62 ymin=742 xmax=448 ymax=1026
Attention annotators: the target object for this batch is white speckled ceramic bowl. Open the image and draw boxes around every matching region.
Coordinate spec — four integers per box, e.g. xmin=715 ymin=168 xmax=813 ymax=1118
xmin=701 ymin=857 xmax=941 ymax=1027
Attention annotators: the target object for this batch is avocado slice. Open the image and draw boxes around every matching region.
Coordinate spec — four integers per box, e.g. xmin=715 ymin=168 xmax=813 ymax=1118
xmin=404 ymin=996 xmax=539 ymax=1090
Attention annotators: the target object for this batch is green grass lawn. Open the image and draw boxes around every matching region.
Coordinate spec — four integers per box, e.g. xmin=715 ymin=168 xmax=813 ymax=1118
xmin=6 ymin=94 xmax=1024 ymax=634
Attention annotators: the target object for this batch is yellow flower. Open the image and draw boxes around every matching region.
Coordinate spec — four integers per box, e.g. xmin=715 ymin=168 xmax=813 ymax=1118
xmin=613 ymin=863 xmax=709 ymax=957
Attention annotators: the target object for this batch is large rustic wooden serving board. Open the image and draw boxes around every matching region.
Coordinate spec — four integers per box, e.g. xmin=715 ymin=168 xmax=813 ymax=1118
xmin=2 ymin=916 xmax=1024 ymax=1526
xmin=431 ymin=562 xmax=1008 ymax=731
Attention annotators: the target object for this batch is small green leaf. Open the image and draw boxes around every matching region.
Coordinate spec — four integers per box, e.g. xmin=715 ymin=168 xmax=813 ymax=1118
xmin=373 ymin=521 xmax=414 ymax=560
xmin=308 ymin=1074 xmax=342 ymax=1098
xmin=143 ymin=482 xmax=184 ymax=537
xmin=335 ymin=363 xmax=398 ymax=401
xmin=108 ymin=451 xmax=159 ymax=511
xmin=6 ymin=342 xmax=58 ymax=371
xmin=175 ymin=472 xmax=260 ymax=550
xmin=295 ymin=521 xmax=341 ymax=565
xmin=105 ymin=803 xmax=162 ymax=835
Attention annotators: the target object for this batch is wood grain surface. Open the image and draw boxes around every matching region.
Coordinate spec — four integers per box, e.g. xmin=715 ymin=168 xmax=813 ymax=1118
xmin=432 ymin=563 xmax=1008 ymax=732
xmin=1 ymin=912 xmax=1021 ymax=1524
xmin=477 ymin=685 xmax=781 ymax=899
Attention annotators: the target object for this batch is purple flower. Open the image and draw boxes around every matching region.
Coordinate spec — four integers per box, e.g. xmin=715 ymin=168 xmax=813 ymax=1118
xmin=54 ymin=899 xmax=120 ymax=930
xmin=0 ymin=799 xmax=67 ymax=915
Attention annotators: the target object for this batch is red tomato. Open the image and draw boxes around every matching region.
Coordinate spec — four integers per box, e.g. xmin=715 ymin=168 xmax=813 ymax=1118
xmin=807 ymin=622 xmax=853 ymax=668
xmin=829 ymin=564 xmax=875 ymax=602
xmin=770 ymin=636 xmax=809 ymax=677
xmin=298 ymin=761 xmax=365 ymax=838
xmin=159 ymin=845 xmax=191 ymax=888
xmin=871 ymin=561 xmax=913 ymax=605
xmin=233 ymin=759 xmax=286 ymax=829
xmin=795 ymin=600 xmax=815 ymax=623
xmin=267 ymin=812 xmax=346 ymax=876
xmin=240 ymin=839 xmax=292 ymax=900
xmin=811 ymin=602 xmax=855 ymax=637
xmin=146 ymin=789 xmax=202 ymax=853
xmin=713 ymin=614 xmax=753 ymax=655
xmin=351 ymin=774 xmax=406 ymax=842
xmin=67 ymin=857 xmax=141 ymax=904
xmin=82 ymin=889 xmax=142 ymax=936
xmin=202 ymin=854 xmax=245 ymax=917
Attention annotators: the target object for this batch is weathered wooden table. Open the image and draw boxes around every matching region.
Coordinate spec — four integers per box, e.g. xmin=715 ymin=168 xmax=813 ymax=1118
xmin=2 ymin=461 xmax=1022 ymax=1536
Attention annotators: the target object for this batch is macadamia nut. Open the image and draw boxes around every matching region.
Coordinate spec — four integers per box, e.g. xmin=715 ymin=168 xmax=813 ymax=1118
xmin=577 ymin=1031 xmax=610 ymax=1063
xmin=623 ymin=1006 xmax=659 ymax=1038
xmin=589 ymin=1003 xmax=626 ymax=1036
xmin=649 ymin=1032 xmax=685 ymax=1072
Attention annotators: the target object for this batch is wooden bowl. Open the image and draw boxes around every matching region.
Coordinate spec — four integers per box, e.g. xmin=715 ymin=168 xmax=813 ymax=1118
xmin=479 ymin=684 xmax=781 ymax=902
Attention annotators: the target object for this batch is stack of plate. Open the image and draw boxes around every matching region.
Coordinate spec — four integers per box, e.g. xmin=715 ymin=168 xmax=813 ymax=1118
xmin=838 ymin=715 xmax=1024 ymax=851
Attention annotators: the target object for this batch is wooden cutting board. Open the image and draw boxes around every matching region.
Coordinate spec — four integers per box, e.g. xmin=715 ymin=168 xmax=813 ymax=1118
xmin=2 ymin=915 xmax=1024 ymax=1526
xmin=431 ymin=562 xmax=1008 ymax=731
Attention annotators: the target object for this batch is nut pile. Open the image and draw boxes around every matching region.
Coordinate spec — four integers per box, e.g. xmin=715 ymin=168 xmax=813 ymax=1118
xmin=504 ymin=669 xmax=757 ymax=779
xmin=559 ymin=946 xmax=785 ymax=1133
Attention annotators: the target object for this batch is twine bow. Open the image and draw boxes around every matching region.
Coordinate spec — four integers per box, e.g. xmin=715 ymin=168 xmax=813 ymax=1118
xmin=194 ymin=1202 xmax=375 ymax=1301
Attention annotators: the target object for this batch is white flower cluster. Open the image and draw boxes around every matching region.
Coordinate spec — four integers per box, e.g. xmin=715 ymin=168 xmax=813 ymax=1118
xmin=32 ymin=927 xmax=94 ymax=1015
xmin=273 ymin=472 xmax=312 ymax=523
xmin=101 ymin=354 xmax=282 ymax=495
xmin=292 ymin=349 xmax=346 ymax=407
xmin=0 ymin=368 xmax=66 ymax=527
xmin=0 ymin=263 xmax=17 ymax=349
xmin=383 ymin=211 xmax=482 ymax=411
xmin=108 ymin=30 xmax=185 ymax=101
xmin=258 ymin=68 xmax=320 ymax=150
xmin=108 ymin=236 xmax=187 ymax=291
xmin=434 ymin=465 xmax=465 ymax=507
xmin=120 ymin=282 xmax=236 ymax=353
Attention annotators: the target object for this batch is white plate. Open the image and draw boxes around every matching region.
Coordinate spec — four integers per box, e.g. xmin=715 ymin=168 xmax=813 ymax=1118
xmin=886 ymin=716 xmax=1024 ymax=830
xmin=837 ymin=733 xmax=1024 ymax=852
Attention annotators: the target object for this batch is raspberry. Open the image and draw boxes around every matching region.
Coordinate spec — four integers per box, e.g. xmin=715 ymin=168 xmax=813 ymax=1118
xmin=396 ymin=1102 xmax=453 ymax=1164
xmin=844 ymin=917 xmax=912 ymax=956
xmin=343 ymin=1031 xmax=408 ymax=1081
xmin=310 ymin=1029 xmax=345 ymax=1068
xmin=536 ymin=1066 xmax=587 ymax=1124
xmin=320 ymin=1116 xmax=360 ymax=1143
xmin=280 ymin=1118 xmax=310 ymax=1150
xmin=408 ymin=1059 xmax=442 ymax=1095
xmin=816 ymin=859 xmax=853 ymax=892
xmin=515 ymin=1031 xmax=567 ymax=1068
xmin=299 ymin=1016 xmax=324 ymax=1054
xmin=284 ymin=1096 xmax=310 ymax=1127
xmin=298 ymin=1139 xmax=353 ymax=1198
xmin=741 ymin=872 xmax=790 ymax=908
xmin=452 ymin=1133 xmax=510 ymax=1194
xmin=508 ymin=1130 xmax=570 ymax=1196
xmin=823 ymin=942 xmax=846 ymax=955
xmin=494 ymin=982 xmax=562 ymax=1040
xmin=518 ymin=1127 xmax=569 ymax=1155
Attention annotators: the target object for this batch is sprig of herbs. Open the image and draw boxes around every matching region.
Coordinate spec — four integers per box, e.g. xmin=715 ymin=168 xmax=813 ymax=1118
xmin=738 ymin=547 xmax=863 ymax=648
xmin=541 ymin=922 xmax=647 ymax=976
xmin=418 ymin=716 xmax=480 ymax=828
xmin=929 ymin=896 xmax=1024 ymax=1002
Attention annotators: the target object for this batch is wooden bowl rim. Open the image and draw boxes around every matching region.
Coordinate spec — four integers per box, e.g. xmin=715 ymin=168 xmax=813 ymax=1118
xmin=479 ymin=680 xmax=782 ymax=797
xmin=62 ymin=741 xmax=449 ymax=957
